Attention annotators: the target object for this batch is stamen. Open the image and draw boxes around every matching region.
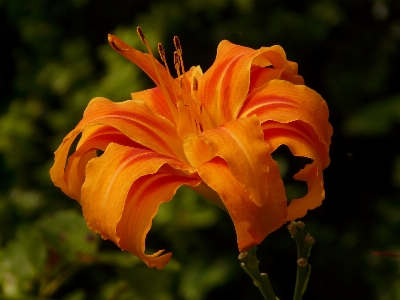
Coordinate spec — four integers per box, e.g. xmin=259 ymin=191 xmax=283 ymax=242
xmin=173 ymin=36 xmax=182 ymax=55
xmin=158 ymin=43 xmax=166 ymax=62
xmin=136 ymin=26 xmax=147 ymax=44
xmin=174 ymin=51 xmax=181 ymax=78
xmin=135 ymin=26 xmax=179 ymax=125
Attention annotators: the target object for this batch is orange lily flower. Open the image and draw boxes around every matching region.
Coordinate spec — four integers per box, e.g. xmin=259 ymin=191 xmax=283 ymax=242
xmin=50 ymin=27 xmax=332 ymax=270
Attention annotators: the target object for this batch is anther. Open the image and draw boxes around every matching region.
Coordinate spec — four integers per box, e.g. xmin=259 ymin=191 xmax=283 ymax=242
xmin=174 ymin=51 xmax=181 ymax=73
xmin=173 ymin=36 xmax=182 ymax=54
xmin=158 ymin=43 xmax=166 ymax=61
xmin=136 ymin=26 xmax=146 ymax=44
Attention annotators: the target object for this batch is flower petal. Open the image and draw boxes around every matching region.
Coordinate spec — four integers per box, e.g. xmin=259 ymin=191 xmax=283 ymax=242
xmin=251 ymin=45 xmax=304 ymax=85
xmin=197 ymin=41 xmax=304 ymax=126
xmin=81 ymin=143 xmax=201 ymax=269
xmin=239 ymin=79 xmax=332 ymax=166
xmin=116 ymin=173 xmax=200 ymax=269
xmin=197 ymin=41 xmax=259 ymax=126
xmin=262 ymin=121 xmax=327 ymax=220
xmin=184 ymin=116 xmax=286 ymax=211
xmin=241 ymin=79 xmax=332 ymax=219
xmin=196 ymin=157 xmax=286 ymax=251
xmin=64 ymin=126 xmax=143 ymax=200
xmin=50 ymin=97 xmax=186 ymax=197
xmin=108 ymin=34 xmax=178 ymax=107
xmin=131 ymin=87 xmax=175 ymax=124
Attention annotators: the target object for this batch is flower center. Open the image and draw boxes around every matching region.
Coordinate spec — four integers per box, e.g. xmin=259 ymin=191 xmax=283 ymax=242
xmin=136 ymin=27 xmax=213 ymax=140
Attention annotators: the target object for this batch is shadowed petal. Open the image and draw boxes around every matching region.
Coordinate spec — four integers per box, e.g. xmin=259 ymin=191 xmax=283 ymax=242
xmin=196 ymin=157 xmax=286 ymax=251
xmin=81 ymin=143 xmax=201 ymax=269
xmin=116 ymin=173 xmax=200 ymax=269
xmin=262 ymin=121 xmax=327 ymax=220
xmin=251 ymin=45 xmax=304 ymax=85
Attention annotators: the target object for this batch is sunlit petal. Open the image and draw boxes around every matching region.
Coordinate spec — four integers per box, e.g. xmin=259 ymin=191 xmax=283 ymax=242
xmin=184 ymin=116 xmax=274 ymax=207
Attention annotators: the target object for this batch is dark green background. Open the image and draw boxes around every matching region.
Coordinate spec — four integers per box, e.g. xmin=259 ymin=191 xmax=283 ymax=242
xmin=1 ymin=0 xmax=400 ymax=299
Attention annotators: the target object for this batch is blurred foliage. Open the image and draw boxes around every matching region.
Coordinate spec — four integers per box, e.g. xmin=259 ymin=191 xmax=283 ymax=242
xmin=1 ymin=0 xmax=400 ymax=299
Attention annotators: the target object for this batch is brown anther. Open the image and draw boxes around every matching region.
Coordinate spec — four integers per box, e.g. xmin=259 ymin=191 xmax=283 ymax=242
xmin=173 ymin=36 xmax=182 ymax=54
xmin=174 ymin=51 xmax=181 ymax=70
xmin=136 ymin=26 xmax=146 ymax=44
xmin=192 ymin=76 xmax=198 ymax=92
xmin=158 ymin=43 xmax=166 ymax=61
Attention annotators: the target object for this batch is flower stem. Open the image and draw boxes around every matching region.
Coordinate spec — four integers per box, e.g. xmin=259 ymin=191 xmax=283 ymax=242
xmin=288 ymin=221 xmax=314 ymax=300
xmin=238 ymin=246 xmax=278 ymax=300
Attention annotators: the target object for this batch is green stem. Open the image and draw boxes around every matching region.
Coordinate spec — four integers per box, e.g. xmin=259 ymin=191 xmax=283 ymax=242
xmin=238 ymin=246 xmax=278 ymax=300
xmin=288 ymin=221 xmax=314 ymax=300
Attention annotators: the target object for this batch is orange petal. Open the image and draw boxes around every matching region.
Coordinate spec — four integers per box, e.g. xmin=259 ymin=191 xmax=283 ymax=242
xmin=239 ymin=79 xmax=332 ymax=163
xmin=64 ymin=126 xmax=144 ymax=200
xmin=80 ymin=143 xmax=200 ymax=269
xmin=196 ymin=157 xmax=287 ymax=251
xmin=131 ymin=87 xmax=175 ymax=124
xmin=108 ymin=34 xmax=178 ymax=107
xmin=50 ymin=97 xmax=186 ymax=197
xmin=197 ymin=41 xmax=304 ymax=126
xmin=239 ymin=79 xmax=331 ymax=219
xmin=262 ymin=121 xmax=327 ymax=220
xmin=116 ymin=173 xmax=200 ymax=269
xmin=79 ymin=98 xmax=184 ymax=159
xmin=129 ymin=66 xmax=204 ymax=125
xmin=197 ymin=41 xmax=259 ymax=126
xmin=249 ymin=66 xmax=283 ymax=92
xmin=184 ymin=116 xmax=281 ymax=208
xmin=251 ymin=45 xmax=304 ymax=85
